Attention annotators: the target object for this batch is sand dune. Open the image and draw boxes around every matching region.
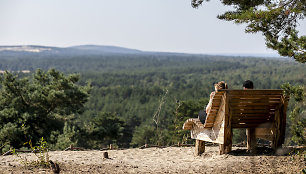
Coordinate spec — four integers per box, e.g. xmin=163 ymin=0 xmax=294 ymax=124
xmin=0 ymin=146 xmax=304 ymax=173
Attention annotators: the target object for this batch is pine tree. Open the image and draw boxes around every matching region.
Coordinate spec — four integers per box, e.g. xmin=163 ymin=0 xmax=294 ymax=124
xmin=0 ymin=69 xmax=90 ymax=149
xmin=192 ymin=0 xmax=306 ymax=63
xmin=89 ymin=112 xmax=125 ymax=148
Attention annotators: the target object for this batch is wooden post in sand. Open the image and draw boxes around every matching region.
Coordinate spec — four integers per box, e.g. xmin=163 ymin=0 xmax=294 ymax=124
xmin=103 ymin=152 xmax=109 ymax=159
xmin=49 ymin=160 xmax=60 ymax=174
xmin=246 ymin=128 xmax=256 ymax=153
xmin=195 ymin=139 xmax=205 ymax=156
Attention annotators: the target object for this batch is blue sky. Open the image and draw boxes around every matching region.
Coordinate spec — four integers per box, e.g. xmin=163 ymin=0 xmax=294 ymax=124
xmin=0 ymin=0 xmax=305 ymax=55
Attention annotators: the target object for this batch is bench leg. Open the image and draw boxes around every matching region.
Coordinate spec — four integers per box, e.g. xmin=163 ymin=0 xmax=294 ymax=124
xmin=219 ymin=144 xmax=224 ymax=155
xmin=272 ymin=109 xmax=282 ymax=151
xmin=247 ymin=128 xmax=256 ymax=153
xmin=219 ymin=143 xmax=232 ymax=155
xmin=220 ymin=128 xmax=233 ymax=155
xmin=195 ymin=139 xmax=205 ymax=156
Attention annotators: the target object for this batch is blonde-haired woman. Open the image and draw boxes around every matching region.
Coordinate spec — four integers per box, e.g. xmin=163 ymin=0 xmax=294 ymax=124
xmin=199 ymin=81 xmax=228 ymax=124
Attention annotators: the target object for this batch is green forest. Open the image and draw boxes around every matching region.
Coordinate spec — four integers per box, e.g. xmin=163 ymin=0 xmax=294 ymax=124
xmin=0 ymin=53 xmax=305 ymax=152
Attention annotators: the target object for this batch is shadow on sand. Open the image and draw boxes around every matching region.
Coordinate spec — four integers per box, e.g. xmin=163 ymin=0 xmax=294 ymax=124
xmin=228 ymin=146 xmax=305 ymax=156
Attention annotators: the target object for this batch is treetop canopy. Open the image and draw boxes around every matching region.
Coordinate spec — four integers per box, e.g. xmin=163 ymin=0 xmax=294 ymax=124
xmin=192 ymin=0 xmax=306 ymax=63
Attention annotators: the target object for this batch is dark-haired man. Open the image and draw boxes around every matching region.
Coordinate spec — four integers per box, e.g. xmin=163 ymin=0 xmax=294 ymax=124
xmin=243 ymin=80 xmax=254 ymax=89
xmin=243 ymin=80 xmax=256 ymax=153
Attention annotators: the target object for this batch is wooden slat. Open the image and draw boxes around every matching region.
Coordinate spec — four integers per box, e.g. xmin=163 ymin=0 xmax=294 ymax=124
xmin=233 ymin=117 xmax=272 ymax=120
xmin=209 ymin=109 xmax=218 ymax=114
xmin=212 ymin=105 xmax=221 ymax=109
xmin=231 ymin=100 xmax=280 ymax=103
xmin=230 ymin=102 xmax=281 ymax=106
xmin=232 ymin=118 xmax=272 ymax=121
xmin=230 ymin=106 xmax=271 ymax=110
xmin=203 ymin=123 xmax=214 ymax=127
xmin=232 ymin=111 xmax=270 ymax=114
xmin=232 ymin=113 xmax=271 ymax=117
xmin=212 ymin=102 xmax=221 ymax=107
xmin=232 ymin=119 xmax=272 ymax=124
xmin=215 ymin=91 xmax=225 ymax=95
xmin=232 ymin=110 xmax=276 ymax=113
xmin=232 ymin=98 xmax=282 ymax=100
xmin=232 ymin=109 xmax=275 ymax=112
xmin=213 ymin=95 xmax=223 ymax=99
xmin=232 ymin=118 xmax=273 ymax=122
xmin=212 ymin=98 xmax=221 ymax=102
xmin=204 ymin=120 xmax=216 ymax=127
xmin=231 ymin=105 xmax=280 ymax=108
xmin=229 ymin=95 xmax=282 ymax=99
xmin=231 ymin=98 xmax=281 ymax=103
xmin=204 ymin=118 xmax=215 ymax=123
xmin=207 ymin=112 xmax=216 ymax=117
xmin=232 ymin=110 xmax=273 ymax=114
xmin=221 ymin=89 xmax=283 ymax=95
xmin=204 ymin=122 xmax=214 ymax=126
xmin=232 ymin=123 xmax=272 ymax=128
xmin=231 ymin=106 xmax=280 ymax=110
xmin=232 ymin=116 xmax=272 ymax=120
xmin=233 ymin=113 xmax=274 ymax=116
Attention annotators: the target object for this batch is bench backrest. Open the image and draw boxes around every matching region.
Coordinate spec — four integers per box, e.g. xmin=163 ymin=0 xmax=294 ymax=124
xmin=203 ymin=90 xmax=225 ymax=127
xmin=204 ymin=89 xmax=288 ymax=129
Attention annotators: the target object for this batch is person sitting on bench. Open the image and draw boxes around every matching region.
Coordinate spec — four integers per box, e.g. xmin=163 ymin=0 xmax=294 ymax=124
xmin=198 ymin=81 xmax=228 ymax=124
xmin=243 ymin=80 xmax=254 ymax=90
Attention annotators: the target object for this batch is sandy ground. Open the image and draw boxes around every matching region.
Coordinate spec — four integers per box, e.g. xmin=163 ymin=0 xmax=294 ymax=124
xmin=0 ymin=146 xmax=305 ymax=174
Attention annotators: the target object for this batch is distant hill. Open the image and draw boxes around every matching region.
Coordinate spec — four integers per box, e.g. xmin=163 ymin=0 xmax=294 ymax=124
xmin=0 ymin=45 xmax=143 ymax=57
xmin=68 ymin=45 xmax=142 ymax=54
xmin=0 ymin=45 xmax=282 ymax=59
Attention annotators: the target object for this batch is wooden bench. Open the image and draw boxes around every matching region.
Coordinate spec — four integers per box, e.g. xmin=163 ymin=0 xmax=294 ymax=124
xmin=183 ymin=89 xmax=289 ymax=155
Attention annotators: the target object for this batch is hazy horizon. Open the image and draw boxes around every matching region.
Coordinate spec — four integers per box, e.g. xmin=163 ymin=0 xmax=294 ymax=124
xmin=0 ymin=44 xmax=284 ymax=57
